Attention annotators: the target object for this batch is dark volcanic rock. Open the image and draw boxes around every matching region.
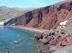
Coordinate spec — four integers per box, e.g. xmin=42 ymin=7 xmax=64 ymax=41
xmin=5 ymin=1 xmax=72 ymax=30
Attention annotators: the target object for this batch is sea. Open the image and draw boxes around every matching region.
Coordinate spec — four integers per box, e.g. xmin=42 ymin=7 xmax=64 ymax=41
xmin=0 ymin=26 xmax=42 ymax=53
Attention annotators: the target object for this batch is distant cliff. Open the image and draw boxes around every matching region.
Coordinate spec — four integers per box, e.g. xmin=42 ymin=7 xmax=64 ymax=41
xmin=5 ymin=1 xmax=72 ymax=30
xmin=0 ymin=6 xmax=35 ymax=21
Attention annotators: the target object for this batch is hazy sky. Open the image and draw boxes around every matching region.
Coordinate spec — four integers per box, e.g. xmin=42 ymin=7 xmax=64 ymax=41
xmin=0 ymin=0 xmax=64 ymax=8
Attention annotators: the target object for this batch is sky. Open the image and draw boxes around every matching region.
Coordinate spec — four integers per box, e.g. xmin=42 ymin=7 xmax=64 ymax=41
xmin=0 ymin=0 xmax=64 ymax=8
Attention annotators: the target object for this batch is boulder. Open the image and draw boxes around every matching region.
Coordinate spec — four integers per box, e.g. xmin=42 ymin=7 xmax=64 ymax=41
xmin=34 ymin=33 xmax=43 ymax=39
xmin=40 ymin=38 xmax=49 ymax=44
xmin=60 ymin=41 xmax=67 ymax=47
xmin=50 ymin=39 xmax=58 ymax=46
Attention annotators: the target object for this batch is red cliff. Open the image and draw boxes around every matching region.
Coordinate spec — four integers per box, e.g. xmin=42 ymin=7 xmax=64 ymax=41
xmin=5 ymin=1 xmax=72 ymax=30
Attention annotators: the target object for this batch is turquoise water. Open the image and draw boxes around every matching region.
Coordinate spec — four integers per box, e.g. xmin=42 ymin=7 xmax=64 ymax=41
xmin=0 ymin=26 xmax=41 ymax=53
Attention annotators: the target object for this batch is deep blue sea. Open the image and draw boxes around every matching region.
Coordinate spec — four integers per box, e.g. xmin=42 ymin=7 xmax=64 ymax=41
xmin=0 ymin=26 xmax=41 ymax=53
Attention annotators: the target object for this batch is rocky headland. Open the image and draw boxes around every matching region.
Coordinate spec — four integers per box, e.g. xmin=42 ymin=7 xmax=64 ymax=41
xmin=4 ymin=1 xmax=72 ymax=30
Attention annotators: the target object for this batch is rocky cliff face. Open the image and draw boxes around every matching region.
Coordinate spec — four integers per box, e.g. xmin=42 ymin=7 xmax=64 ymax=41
xmin=5 ymin=1 xmax=72 ymax=30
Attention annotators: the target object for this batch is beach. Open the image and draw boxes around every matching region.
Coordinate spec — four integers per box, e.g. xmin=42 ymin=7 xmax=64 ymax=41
xmin=6 ymin=25 xmax=49 ymax=33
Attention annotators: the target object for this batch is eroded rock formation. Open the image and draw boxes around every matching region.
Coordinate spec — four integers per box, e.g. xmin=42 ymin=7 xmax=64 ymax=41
xmin=5 ymin=1 xmax=72 ymax=30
